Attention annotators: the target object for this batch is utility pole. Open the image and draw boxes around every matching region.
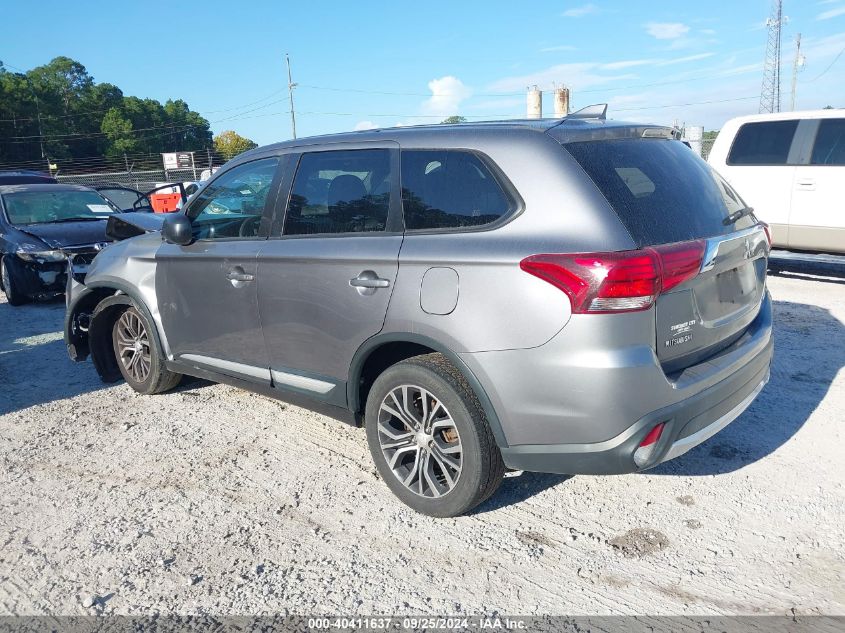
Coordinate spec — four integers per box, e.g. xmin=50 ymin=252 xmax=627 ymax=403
xmin=286 ymin=53 xmax=297 ymax=139
xmin=759 ymin=0 xmax=786 ymax=114
xmin=790 ymin=33 xmax=805 ymax=112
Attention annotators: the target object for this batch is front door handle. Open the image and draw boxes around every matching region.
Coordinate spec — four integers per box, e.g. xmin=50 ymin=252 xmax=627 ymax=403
xmin=350 ymin=270 xmax=391 ymax=295
xmin=796 ymin=178 xmax=816 ymax=190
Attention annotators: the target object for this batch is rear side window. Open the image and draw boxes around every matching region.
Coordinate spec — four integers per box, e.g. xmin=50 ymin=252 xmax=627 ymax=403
xmin=810 ymin=118 xmax=845 ymax=165
xmin=564 ymin=139 xmax=755 ymax=247
xmin=401 ymin=150 xmax=513 ymax=230
xmin=727 ymin=120 xmax=798 ymax=165
xmin=283 ymin=149 xmax=391 ymax=236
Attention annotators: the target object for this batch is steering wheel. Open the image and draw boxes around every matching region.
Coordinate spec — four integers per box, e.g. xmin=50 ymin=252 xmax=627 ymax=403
xmin=207 ymin=200 xmax=231 ymax=215
xmin=239 ymin=215 xmax=262 ymax=238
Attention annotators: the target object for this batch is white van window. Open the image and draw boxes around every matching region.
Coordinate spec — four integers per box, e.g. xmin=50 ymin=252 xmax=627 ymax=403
xmin=810 ymin=119 xmax=845 ymax=166
xmin=727 ymin=120 xmax=798 ymax=166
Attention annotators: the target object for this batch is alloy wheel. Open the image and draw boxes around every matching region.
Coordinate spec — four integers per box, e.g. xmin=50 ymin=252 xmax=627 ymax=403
xmin=115 ymin=310 xmax=151 ymax=383
xmin=377 ymin=384 xmax=463 ymax=498
xmin=1 ymin=260 xmax=10 ymax=294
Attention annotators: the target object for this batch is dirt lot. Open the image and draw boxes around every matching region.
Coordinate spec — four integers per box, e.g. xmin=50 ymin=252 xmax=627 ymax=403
xmin=1 ymin=271 xmax=843 ymax=616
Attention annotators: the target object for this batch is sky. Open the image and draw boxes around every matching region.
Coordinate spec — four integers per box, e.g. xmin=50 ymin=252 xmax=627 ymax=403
xmin=1 ymin=0 xmax=844 ymax=146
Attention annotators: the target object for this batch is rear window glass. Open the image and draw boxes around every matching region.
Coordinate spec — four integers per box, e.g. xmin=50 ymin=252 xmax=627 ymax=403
xmin=727 ymin=120 xmax=798 ymax=165
xmin=564 ymin=139 xmax=755 ymax=247
xmin=284 ymin=149 xmax=390 ymax=235
xmin=401 ymin=150 xmax=513 ymax=230
xmin=810 ymin=118 xmax=845 ymax=166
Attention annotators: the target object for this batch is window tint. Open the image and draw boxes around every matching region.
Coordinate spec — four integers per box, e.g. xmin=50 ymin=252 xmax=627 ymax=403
xmin=810 ymin=118 xmax=845 ymax=166
xmin=727 ymin=120 xmax=798 ymax=165
xmin=283 ymin=149 xmax=390 ymax=236
xmin=401 ymin=150 xmax=513 ymax=230
xmin=564 ymin=139 xmax=756 ymax=247
xmin=188 ymin=157 xmax=279 ymax=240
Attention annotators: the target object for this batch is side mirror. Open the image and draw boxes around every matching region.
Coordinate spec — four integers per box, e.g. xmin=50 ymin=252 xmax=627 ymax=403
xmin=162 ymin=214 xmax=193 ymax=246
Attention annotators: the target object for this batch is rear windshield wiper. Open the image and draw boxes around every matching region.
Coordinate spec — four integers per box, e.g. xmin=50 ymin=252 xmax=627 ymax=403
xmin=44 ymin=216 xmax=105 ymax=223
xmin=723 ymin=206 xmax=754 ymax=225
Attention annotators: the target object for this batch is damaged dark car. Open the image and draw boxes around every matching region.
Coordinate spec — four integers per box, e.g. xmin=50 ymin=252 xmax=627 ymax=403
xmin=0 ymin=183 xmax=118 ymax=305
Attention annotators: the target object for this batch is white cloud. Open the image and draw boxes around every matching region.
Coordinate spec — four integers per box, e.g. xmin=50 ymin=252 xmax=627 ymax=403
xmin=655 ymin=52 xmax=715 ymax=66
xmin=488 ymin=62 xmax=636 ymax=92
xmin=540 ymin=44 xmax=577 ymax=52
xmin=818 ymin=5 xmax=845 ymax=19
xmin=421 ymin=76 xmax=472 ymax=117
xmin=600 ymin=59 xmax=658 ymax=70
xmin=700 ymin=28 xmax=717 ymax=36
xmin=353 ymin=120 xmax=377 ymax=131
xmin=646 ymin=22 xmax=690 ymax=40
xmin=562 ymin=3 xmax=598 ymax=17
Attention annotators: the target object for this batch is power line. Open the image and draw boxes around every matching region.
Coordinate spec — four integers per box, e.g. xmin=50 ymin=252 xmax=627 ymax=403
xmin=802 ymin=45 xmax=845 ymax=83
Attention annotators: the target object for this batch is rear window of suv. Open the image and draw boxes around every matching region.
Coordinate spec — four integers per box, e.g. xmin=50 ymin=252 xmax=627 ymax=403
xmin=727 ymin=120 xmax=798 ymax=165
xmin=401 ymin=150 xmax=514 ymax=230
xmin=564 ymin=139 xmax=755 ymax=247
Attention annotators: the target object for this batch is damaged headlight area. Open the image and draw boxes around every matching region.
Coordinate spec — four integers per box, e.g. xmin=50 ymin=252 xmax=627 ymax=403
xmin=16 ymin=249 xmax=68 ymax=263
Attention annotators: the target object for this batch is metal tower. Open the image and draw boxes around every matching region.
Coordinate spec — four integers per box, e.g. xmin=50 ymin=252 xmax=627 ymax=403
xmin=759 ymin=0 xmax=785 ymax=114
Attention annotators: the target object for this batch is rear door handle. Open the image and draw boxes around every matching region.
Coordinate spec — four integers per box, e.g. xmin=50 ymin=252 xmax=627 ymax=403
xmin=796 ymin=178 xmax=816 ymax=190
xmin=226 ymin=270 xmax=255 ymax=282
xmin=350 ymin=270 xmax=391 ymax=292
xmin=350 ymin=276 xmax=390 ymax=288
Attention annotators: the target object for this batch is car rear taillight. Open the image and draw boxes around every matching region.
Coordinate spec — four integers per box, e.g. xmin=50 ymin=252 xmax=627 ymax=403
xmin=760 ymin=222 xmax=773 ymax=249
xmin=520 ymin=239 xmax=705 ymax=314
xmin=633 ymin=422 xmax=665 ymax=468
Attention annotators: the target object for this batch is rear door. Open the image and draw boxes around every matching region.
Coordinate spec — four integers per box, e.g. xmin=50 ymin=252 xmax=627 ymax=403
xmin=256 ymin=144 xmax=402 ymax=404
xmin=562 ymin=137 xmax=768 ymax=372
xmin=789 ymin=117 xmax=845 ymax=253
xmin=719 ymin=119 xmax=801 ymax=247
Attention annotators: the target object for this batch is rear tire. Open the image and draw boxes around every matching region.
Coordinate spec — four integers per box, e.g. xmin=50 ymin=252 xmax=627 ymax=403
xmin=112 ymin=306 xmax=181 ymax=394
xmin=1 ymin=256 xmax=30 ymax=306
xmin=365 ymin=353 xmax=505 ymax=517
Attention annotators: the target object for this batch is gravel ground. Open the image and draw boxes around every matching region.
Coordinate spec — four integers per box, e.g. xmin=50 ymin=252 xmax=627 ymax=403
xmin=1 ymin=271 xmax=843 ymax=616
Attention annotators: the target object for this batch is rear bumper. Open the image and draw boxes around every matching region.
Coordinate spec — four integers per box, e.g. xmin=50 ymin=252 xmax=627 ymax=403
xmin=463 ymin=290 xmax=773 ymax=475
xmin=499 ymin=338 xmax=771 ymax=474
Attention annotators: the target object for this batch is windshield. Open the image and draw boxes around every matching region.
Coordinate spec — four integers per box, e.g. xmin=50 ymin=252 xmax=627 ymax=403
xmin=2 ymin=190 xmax=117 ymax=225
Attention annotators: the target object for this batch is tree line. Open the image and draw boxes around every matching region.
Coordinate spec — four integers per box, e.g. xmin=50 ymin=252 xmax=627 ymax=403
xmin=0 ymin=57 xmax=250 ymax=170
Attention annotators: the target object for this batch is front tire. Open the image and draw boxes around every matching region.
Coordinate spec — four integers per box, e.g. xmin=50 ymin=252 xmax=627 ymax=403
xmin=1 ymin=256 xmax=30 ymax=306
xmin=365 ymin=353 xmax=505 ymax=517
xmin=112 ymin=306 xmax=181 ymax=394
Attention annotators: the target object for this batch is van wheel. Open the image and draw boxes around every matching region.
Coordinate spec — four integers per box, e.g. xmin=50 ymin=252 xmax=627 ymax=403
xmin=365 ymin=353 xmax=505 ymax=517
xmin=112 ymin=306 xmax=181 ymax=394
xmin=1 ymin=257 xmax=30 ymax=306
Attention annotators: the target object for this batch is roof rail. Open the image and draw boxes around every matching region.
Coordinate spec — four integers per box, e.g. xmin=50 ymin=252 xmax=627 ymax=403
xmin=567 ymin=104 xmax=608 ymax=120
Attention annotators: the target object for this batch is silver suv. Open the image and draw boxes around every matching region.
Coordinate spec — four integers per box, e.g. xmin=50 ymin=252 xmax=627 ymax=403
xmin=65 ymin=108 xmax=773 ymax=516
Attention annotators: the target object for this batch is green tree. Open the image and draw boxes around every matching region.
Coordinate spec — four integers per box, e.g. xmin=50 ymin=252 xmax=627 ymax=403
xmin=441 ymin=115 xmax=467 ymax=124
xmin=0 ymin=56 xmax=213 ymax=168
xmin=101 ymin=107 xmax=137 ymax=156
xmin=214 ymin=130 xmax=258 ymax=160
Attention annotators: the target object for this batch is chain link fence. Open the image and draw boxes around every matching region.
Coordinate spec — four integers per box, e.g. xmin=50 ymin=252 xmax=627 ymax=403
xmin=55 ymin=168 xmax=206 ymax=192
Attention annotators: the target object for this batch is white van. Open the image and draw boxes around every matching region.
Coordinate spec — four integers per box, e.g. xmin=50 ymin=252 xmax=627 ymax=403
xmin=708 ymin=110 xmax=845 ymax=254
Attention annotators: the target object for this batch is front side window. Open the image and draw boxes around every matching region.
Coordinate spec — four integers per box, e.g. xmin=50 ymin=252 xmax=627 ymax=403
xmin=96 ymin=187 xmax=150 ymax=212
xmin=188 ymin=157 xmax=279 ymax=240
xmin=401 ymin=150 xmax=513 ymax=230
xmin=283 ymin=149 xmax=391 ymax=236
xmin=810 ymin=118 xmax=845 ymax=166
xmin=727 ymin=120 xmax=798 ymax=165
